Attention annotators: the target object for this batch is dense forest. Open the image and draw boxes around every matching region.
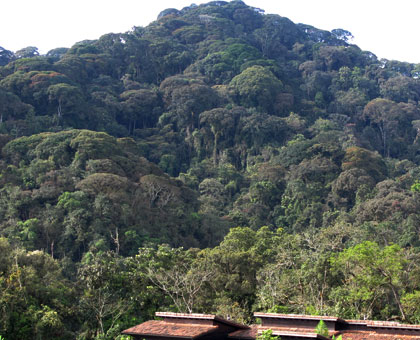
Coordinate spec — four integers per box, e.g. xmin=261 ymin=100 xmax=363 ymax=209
xmin=2 ymin=1 xmax=420 ymax=339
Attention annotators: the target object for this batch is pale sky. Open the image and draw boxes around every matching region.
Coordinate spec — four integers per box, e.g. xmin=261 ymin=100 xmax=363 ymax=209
xmin=1 ymin=0 xmax=419 ymax=63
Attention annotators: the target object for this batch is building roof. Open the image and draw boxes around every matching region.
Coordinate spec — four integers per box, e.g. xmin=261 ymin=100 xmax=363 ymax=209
xmin=228 ymin=324 xmax=258 ymax=339
xmin=254 ymin=313 xmax=344 ymax=323
xmin=155 ymin=311 xmax=249 ymax=329
xmin=122 ymin=312 xmax=420 ymax=340
xmin=253 ymin=312 xmax=420 ymax=339
xmin=122 ymin=312 xmax=249 ymax=339
xmin=121 ymin=320 xmax=218 ymax=339
xmin=229 ymin=324 xmax=330 ymax=339
xmin=268 ymin=331 xmax=329 ymax=339
xmin=348 ymin=319 xmax=420 ymax=330
xmin=340 ymin=331 xmax=420 ymax=339
xmin=264 ymin=327 xmax=330 ymax=339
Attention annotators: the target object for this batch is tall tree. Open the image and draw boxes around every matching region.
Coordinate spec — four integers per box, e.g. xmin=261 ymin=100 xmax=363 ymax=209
xmin=230 ymin=65 xmax=283 ymax=113
xmin=330 ymin=241 xmax=410 ymax=320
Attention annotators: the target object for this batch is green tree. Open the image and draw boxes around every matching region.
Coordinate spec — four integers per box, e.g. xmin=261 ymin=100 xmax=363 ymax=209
xmin=15 ymin=46 xmax=39 ymax=59
xmin=230 ymin=65 xmax=283 ymax=113
xmin=205 ymin=227 xmax=282 ymax=321
xmin=331 ymin=28 xmax=353 ymax=42
xmin=159 ymin=75 xmax=219 ymax=138
xmin=0 ymin=46 xmax=15 ymax=66
xmin=315 ymin=320 xmax=329 ymax=337
xmin=361 ymin=98 xmax=399 ymax=157
xmin=199 ymin=108 xmax=239 ymax=164
xmin=380 ymin=75 xmax=420 ymax=103
xmin=135 ymin=245 xmax=212 ymax=313
xmin=257 ymin=329 xmax=279 ymax=340
xmin=119 ymin=88 xmax=161 ymax=133
xmin=330 ymin=241 xmax=410 ymax=320
xmin=0 ymin=245 xmax=74 ymax=340
xmin=77 ymin=252 xmax=131 ymax=339
xmin=47 ymin=83 xmax=84 ymax=125
xmin=341 ymin=146 xmax=387 ymax=182
xmin=0 ymin=87 xmax=33 ymax=123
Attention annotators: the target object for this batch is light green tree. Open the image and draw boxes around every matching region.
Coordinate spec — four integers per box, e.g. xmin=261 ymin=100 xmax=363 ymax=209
xmin=315 ymin=320 xmax=329 ymax=337
xmin=330 ymin=241 xmax=409 ymax=320
xmin=257 ymin=329 xmax=279 ymax=340
xmin=230 ymin=65 xmax=282 ymax=113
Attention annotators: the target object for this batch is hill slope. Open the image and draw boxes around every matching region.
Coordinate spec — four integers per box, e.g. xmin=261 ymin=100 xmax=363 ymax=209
xmin=2 ymin=1 xmax=420 ymax=339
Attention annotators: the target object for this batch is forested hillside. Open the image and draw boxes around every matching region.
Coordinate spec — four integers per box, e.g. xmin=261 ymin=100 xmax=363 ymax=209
xmin=2 ymin=1 xmax=420 ymax=339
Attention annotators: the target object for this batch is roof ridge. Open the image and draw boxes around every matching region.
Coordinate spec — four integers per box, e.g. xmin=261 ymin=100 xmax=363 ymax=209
xmin=156 ymin=312 xmax=217 ymax=319
xmin=254 ymin=312 xmax=344 ymax=322
xmin=155 ymin=312 xmax=249 ymax=329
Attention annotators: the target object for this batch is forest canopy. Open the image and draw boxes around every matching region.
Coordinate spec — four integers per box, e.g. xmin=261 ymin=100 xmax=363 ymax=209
xmin=2 ymin=1 xmax=420 ymax=339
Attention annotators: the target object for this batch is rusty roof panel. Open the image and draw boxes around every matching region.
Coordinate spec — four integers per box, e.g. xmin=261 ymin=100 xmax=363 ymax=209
xmin=121 ymin=320 xmax=218 ymax=339
xmin=122 ymin=313 xmax=420 ymax=339
xmin=254 ymin=313 xmax=344 ymax=322
xmin=156 ymin=312 xmax=218 ymax=319
xmin=229 ymin=325 xmax=258 ymax=339
xmin=229 ymin=325 xmax=330 ymax=339
xmin=341 ymin=330 xmax=420 ymax=339
xmin=156 ymin=311 xmax=249 ymax=329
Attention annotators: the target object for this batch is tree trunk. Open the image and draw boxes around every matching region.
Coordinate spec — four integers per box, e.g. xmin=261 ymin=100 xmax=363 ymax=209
xmin=213 ymin=132 xmax=219 ymax=165
xmin=390 ymin=283 xmax=406 ymax=320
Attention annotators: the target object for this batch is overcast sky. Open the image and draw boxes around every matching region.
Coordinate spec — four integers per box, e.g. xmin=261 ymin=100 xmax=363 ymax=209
xmin=1 ymin=0 xmax=419 ymax=63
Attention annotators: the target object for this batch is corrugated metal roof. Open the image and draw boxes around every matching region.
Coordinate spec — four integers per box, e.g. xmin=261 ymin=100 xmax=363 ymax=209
xmin=156 ymin=311 xmax=249 ymax=329
xmin=254 ymin=312 xmax=345 ymax=323
xmin=121 ymin=320 xmax=218 ymax=339
xmin=229 ymin=324 xmax=258 ymax=339
xmin=341 ymin=330 xmax=420 ymax=339
xmin=122 ymin=312 xmax=420 ymax=339
xmin=264 ymin=329 xmax=330 ymax=339
xmin=229 ymin=324 xmax=330 ymax=339
xmin=345 ymin=319 xmax=420 ymax=330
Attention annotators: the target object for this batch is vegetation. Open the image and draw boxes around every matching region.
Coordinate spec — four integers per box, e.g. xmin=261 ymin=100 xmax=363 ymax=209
xmin=315 ymin=320 xmax=329 ymax=337
xmin=257 ymin=329 xmax=279 ymax=340
xmin=2 ymin=1 xmax=420 ymax=339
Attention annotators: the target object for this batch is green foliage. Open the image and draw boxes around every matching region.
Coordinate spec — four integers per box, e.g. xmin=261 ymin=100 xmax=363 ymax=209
xmin=315 ymin=320 xmax=329 ymax=337
xmin=257 ymin=329 xmax=279 ymax=340
xmin=330 ymin=241 xmax=410 ymax=320
xmin=2 ymin=1 xmax=420 ymax=338
xmin=411 ymin=180 xmax=420 ymax=193
xmin=341 ymin=146 xmax=387 ymax=182
xmin=230 ymin=65 xmax=283 ymax=113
